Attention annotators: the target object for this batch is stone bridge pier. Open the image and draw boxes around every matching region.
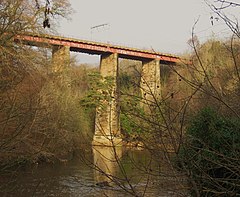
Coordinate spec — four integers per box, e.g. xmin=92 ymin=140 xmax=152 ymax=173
xmin=92 ymin=55 xmax=162 ymax=146
xmin=92 ymin=53 xmax=122 ymax=146
xmin=50 ymin=45 xmax=162 ymax=147
xmin=15 ymin=33 xmax=180 ymax=147
xmin=52 ymin=45 xmax=70 ymax=73
xmin=140 ymin=59 xmax=161 ymax=109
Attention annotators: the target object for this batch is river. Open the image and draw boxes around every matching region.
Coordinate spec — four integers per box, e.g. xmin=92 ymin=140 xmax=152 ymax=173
xmin=0 ymin=146 xmax=188 ymax=197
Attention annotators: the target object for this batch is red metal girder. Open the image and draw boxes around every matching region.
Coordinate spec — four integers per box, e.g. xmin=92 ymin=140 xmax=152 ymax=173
xmin=14 ymin=34 xmax=181 ymax=63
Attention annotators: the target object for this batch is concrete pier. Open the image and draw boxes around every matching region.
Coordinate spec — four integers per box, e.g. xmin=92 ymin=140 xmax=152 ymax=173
xmin=93 ymin=53 xmax=122 ymax=146
xmin=15 ymin=33 xmax=181 ymax=147
xmin=140 ymin=59 xmax=161 ymax=108
xmin=52 ymin=45 xmax=70 ymax=73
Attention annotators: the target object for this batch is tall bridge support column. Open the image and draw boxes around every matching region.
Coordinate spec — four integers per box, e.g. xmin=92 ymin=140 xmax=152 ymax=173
xmin=52 ymin=45 xmax=70 ymax=74
xmin=93 ymin=53 xmax=122 ymax=146
xmin=140 ymin=59 xmax=161 ymax=109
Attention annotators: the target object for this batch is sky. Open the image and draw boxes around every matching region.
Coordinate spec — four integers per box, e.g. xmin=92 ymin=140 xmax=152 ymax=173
xmin=57 ymin=0 xmax=238 ymax=64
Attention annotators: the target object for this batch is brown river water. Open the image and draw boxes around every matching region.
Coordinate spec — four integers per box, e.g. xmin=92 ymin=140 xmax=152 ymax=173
xmin=0 ymin=147 xmax=188 ymax=197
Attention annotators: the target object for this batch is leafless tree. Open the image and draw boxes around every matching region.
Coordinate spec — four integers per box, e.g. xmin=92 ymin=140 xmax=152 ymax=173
xmin=205 ymin=0 xmax=240 ymax=37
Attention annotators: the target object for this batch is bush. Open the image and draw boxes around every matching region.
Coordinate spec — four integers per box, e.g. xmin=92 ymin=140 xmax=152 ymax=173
xmin=178 ymin=108 xmax=240 ymax=196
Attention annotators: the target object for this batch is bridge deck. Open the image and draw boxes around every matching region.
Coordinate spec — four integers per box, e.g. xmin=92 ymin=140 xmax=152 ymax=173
xmin=15 ymin=33 xmax=181 ymax=64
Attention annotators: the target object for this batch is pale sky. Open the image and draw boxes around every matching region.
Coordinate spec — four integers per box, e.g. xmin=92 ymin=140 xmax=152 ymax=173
xmin=57 ymin=0 xmax=238 ymax=64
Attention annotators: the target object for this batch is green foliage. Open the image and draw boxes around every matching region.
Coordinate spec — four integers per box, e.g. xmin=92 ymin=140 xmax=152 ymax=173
xmin=120 ymin=113 xmax=144 ymax=135
xmin=80 ymin=72 xmax=115 ymax=109
xmin=119 ymin=86 xmax=146 ymax=136
xmin=118 ymin=61 xmax=145 ymax=137
xmin=187 ymin=108 xmax=240 ymax=154
xmin=178 ymin=108 xmax=240 ymax=196
xmin=119 ymin=73 xmax=132 ymax=90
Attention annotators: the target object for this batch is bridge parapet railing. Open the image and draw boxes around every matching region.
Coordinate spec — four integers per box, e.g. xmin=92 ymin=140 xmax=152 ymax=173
xmin=53 ymin=33 xmax=178 ymax=58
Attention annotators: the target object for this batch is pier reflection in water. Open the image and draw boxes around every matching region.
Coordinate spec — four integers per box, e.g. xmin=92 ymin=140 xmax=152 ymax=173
xmin=92 ymin=146 xmax=158 ymax=197
xmin=92 ymin=146 xmax=123 ymax=197
xmin=0 ymin=147 xmax=188 ymax=197
xmin=92 ymin=146 xmax=187 ymax=197
xmin=93 ymin=146 xmax=122 ymax=184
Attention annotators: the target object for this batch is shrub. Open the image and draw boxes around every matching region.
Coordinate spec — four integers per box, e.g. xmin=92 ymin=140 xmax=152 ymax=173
xmin=178 ymin=108 xmax=240 ymax=196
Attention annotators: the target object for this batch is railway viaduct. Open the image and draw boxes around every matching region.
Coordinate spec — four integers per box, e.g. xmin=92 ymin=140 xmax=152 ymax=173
xmin=14 ymin=33 xmax=181 ymax=146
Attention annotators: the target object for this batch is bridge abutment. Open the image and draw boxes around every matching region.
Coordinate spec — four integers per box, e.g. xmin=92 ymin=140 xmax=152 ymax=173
xmin=93 ymin=53 xmax=122 ymax=146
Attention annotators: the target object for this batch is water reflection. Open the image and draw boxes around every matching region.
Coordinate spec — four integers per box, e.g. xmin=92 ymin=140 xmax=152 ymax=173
xmin=93 ymin=146 xmax=122 ymax=184
xmin=92 ymin=146 xmax=123 ymax=196
xmin=0 ymin=148 xmax=188 ymax=197
xmin=92 ymin=148 xmax=188 ymax=197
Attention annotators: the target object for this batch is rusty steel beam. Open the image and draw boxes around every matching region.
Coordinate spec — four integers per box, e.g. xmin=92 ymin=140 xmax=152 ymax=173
xmin=14 ymin=33 xmax=181 ymax=63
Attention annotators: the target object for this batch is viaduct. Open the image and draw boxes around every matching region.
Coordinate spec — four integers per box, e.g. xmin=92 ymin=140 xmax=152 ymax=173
xmin=14 ymin=33 xmax=181 ymax=146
